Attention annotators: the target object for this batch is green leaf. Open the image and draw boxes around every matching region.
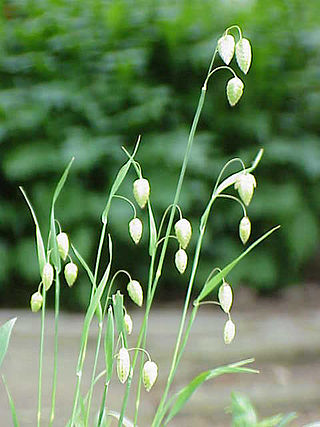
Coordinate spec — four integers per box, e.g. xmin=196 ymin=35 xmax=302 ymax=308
xmin=104 ymin=306 xmax=114 ymax=382
xmin=102 ymin=139 xmax=140 ymax=224
xmin=0 ymin=318 xmax=16 ymax=369
xmin=195 ymin=226 xmax=280 ymax=303
xmin=49 ymin=157 xmax=75 ymax=271
xmin=230 ymin=392 xmax=257 ymax=427
xmin=148 ymin=202 xmax=157 ymax=256
xmin=71 ymin=244 xmax=94 ymax=284
xmin=105 ymin=410 xmax=134 ymax=427
xmin=83 ymin=235 xmax=112 ymax=332
xmin=2 ymin=376 xmax=19 ymax=427
xmin=163 ymin=359 xmax=258 ymax=425
xmin=276 ymin=413 xmax=297 ymax=426
xmin=19 ymin=188 xmax=46 ymax=276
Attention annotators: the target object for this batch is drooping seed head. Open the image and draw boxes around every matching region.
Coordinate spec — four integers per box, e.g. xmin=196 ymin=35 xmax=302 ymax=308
xmin=117 ymin=347 xmax=130 ymax=384
xmin=226 ymin=76 xmax=244 ymax=107
xmin=133 ymin=178 xmax=150 ymax=209
xmin=174 ymin=218 xmax=192 ymax=249
xmin=127 ymin=280 xmax=143 ymax=307
xmin=124 ymin=312 xmax=133 ymax=335
xmin=64 ymin=262 xmax=78 ymax=287
xmin=42 ymin=262 xmax=54 ymax=291
xmin=175 ymin=249 xmax=188 ymax=274
xmin=224 ymin=319 xmax=236 ymax=344
xmin=236 ymin=38 xmax=252 ymax=74
xmin=234 ymin=173 xmax=257 ymax=206
xmin=143 ymin=360 xmax=158 ymax=392
xmin=218 ymin=282 xmax=233 ymax=314
xmin=239 ymin=216 xmax=251 ymax=244
xmin=218 ymin=34 xmax=235 ymax=65
xmin=129 ymin=218 xmax=143 ymax=244
xmin=57 ymin=232 xmax=69 ymax=261
xmin=30 ymin=291 xmax=43 ymax=313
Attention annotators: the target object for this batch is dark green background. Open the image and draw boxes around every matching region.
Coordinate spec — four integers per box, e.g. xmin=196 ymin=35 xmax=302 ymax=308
xmin=1 ymin=0 xmax=319 ymax=309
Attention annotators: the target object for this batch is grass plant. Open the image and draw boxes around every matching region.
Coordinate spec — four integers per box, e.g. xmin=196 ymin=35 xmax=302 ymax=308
xmin=0 ymin=25 xmax=297 ymax=427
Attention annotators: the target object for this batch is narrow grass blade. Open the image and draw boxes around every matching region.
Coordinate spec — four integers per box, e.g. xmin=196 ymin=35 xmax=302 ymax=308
xmin=84 ymin=235 xmax=112 ymax=325
xmin=163 ymin=359 xmax=258 ymax=425
xmin=71 ymin=244 xmax=94 ymax=284
xmin=276 ymin=413 xmax=297 ymax=426
xmin=102 ymin=138 xmax=140 ymax=224
xmin=49 ymin=157 xmax=75 ymax=271
xmin=105 ymin=410 xmax=134 ymax=427
xmin=19 ymin=188 xmax=46 ymax=275
xmin=230 ymin=391 xmax=257 ymax=426
xmin=195 ymin=226 xmax=280 ymax=303
xmin=0 ymin=318 xmax=16 ymax=369
xmin=104 ymin=306 xmax=114 ymax=382
xmin=2 ymin=376 xmax=19 ymax=427
xmin=148 ymin=202 xmax=157 ymax=257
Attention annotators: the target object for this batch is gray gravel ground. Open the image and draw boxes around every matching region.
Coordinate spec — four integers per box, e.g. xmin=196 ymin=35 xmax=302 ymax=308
xmin=0 ymin=283 xmax=319 ymax=426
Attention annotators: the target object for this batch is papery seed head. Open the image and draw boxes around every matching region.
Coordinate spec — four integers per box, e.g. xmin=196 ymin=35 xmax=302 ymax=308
xmin=127 ymin=280 xmax=143 ymax=307
xmin=234 ymin=173 xmax=256 ymax=206
xmin=133 ymin=178 xmax=150 ymax=209
xmin=42 ymin=263 xmax=54 ymax=291
xmin=174 ymin=218 xmax=192 ymax=249
xmin=239 ymin=216 xmax=251 ymax=244
xmin=175 ymin=249 xmax=188 ymax=274
xmin=129 ymin=218 xmax=143 ymax=244
xmin=30 ymin=291 xmax=43 ymax=313
xmin=117 ymin=347 xmax=130 ymax=384
xmin=57 ymin=232 xmax=69 ymax=261
xmin=218 ymin=282 xmax=233 ymax=314
xmin=218 ymin=34 xmax=235 ymax=65
xmin=143 ymin=360 xmax=158 ymax=392
xmin=236 ymin=38 xmax=252 ymax=74
xmin=64 ymin=262 xmax=78 ymax=287
xmin=124 ymin=312 xmax=133 ymax=335
xmin=224 ymin=319 xmax=236 ymax=344
xmin=226 ymin=76 xmax=244 ymax=107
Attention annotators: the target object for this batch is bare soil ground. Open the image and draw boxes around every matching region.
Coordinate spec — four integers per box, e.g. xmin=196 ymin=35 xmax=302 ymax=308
xmin=0 ymin=283 xmax=319 ymax=426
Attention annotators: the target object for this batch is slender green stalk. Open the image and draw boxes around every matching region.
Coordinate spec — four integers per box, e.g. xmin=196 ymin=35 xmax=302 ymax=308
xmin=49 ymin=273 xmax=60 ymax=426
xmin=94 ymin=222 xmax=107 ymax=287
xmin=97 ymin=382 xmax=109 ymax=427
xmin=118 ymin=79 xmax=209 ymax=427
xmin=152 ymin=151 xmax=264 ymax=426
xmin=70 ymin=222 xmax=108 ymax=424
xmin=152 ymin=224 xmax=207 ymax=426
xmin=85 ymin=320 xmax=104 ymax=426
xmin=37 ymin=288 xmax=46 ymax=427
xmin=118 ymin=253 xmax=156 ymax=427
xmin=132 ymin=254 xmax=156 ymax=426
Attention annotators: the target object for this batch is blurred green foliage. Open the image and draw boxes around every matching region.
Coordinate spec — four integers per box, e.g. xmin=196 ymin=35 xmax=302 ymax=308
xmin=0 ymin=0 xmax=319 ymax=309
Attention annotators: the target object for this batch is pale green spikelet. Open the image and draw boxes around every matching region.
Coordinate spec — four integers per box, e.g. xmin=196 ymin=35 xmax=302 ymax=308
xmin=42 ymin=262 xmax=54 ymax=291
xmin=133 ymin=178 xmax=150 ymax=209
xmin=129 ymin=218 xmax=143 ymax=244
xmin=239 ymin=216 xmax=251 ymax=244
xmin=226 ymin=77 xmax=244 ymax=107
xmin=143 ymin=360 xmax=158 ymax=392
xmin=30 ymin=291 xmax=43 ymax=313
xmin=117 ymin=347 xmax=130 ymax=384
xmin=64 ymin=262 xmax=78 ymax=287
xmin=127 ymin=280 xmax=143 ymax=307
xmin=218 ymin=34 xmax=235 ymax=65
xmin=57 ymin=232 xmax=69 ymax=261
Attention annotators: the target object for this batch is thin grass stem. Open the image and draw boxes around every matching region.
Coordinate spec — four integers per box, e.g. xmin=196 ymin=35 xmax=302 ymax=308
xmin=49 ymin=273 xmax=60 ymax=426
xmin=85 ymin=320 xmax=104 ymax=426
xmin=37 ymin=287 xmax=46 ymax=427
